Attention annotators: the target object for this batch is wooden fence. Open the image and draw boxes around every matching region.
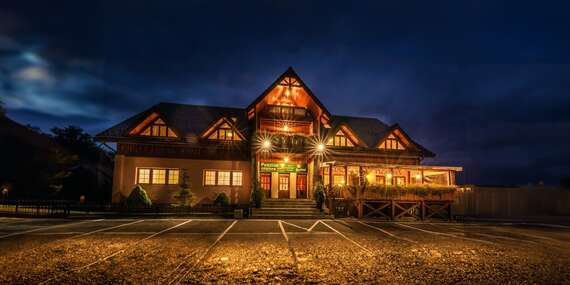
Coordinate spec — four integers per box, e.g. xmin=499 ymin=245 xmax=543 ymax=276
xmin=328 ymin=198 xmax=453 ymax=220
xmin=453 ymin=186 xmax=570 ymax=218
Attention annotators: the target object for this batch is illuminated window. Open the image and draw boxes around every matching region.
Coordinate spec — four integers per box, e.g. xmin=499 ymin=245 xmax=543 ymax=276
xmin=152 ymin=169 xmax=166 ymax=184
xmin=137 ymin=168 xmax=151 ymax=184
xmin=260 ymin=173 xmax=271 ymax=191
xmin=140 ymin=118 xmax=177 ymax=138
xmin=279 ymin=174 xmax=289 ymax=191
xmin=394 ymin=176 xmax=406 ymax=186
xmin=137 ymin=168 xmax=179 ymax=185
xmin=207 ymin=122 xmax=242 ymax=141
xmin=333 ymin=175 xmax=345 ymax=186
xmin=232 ymin=172 xmax=243 ymax=186
xmin=203 ymin=170 xmax=243 ymax=186
xmin=326 ymin=130 xmax=355 ymax=147
xmin=204 ymin=170 xmax=217 ymax=185
xmin=379 ymin=134 xmax=405 ymax=150
xmin=347 ymin=166 xmax=360 ymax=185
xmin=375 ymin=175 xmax=386 ymax=185
xmin=167 ymin=169 xmax=179 ymax=185
xmin=217 ymin=171 xmax=231 ymax=186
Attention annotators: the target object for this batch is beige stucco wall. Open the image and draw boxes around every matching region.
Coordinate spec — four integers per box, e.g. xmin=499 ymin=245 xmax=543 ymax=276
xmin=112 ymin=155 xmax=251 ymax=205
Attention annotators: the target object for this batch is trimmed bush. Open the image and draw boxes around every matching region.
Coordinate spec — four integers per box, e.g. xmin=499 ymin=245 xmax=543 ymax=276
xmin=213 ymin=192 xmax=230 ymax=207
xmin=126 ymin=184 xmax=152 ymax=208
xmin=250 ymin=180 xmax=264 ymax=208
xmin=313 ymin=182 xmax=325 ymax=210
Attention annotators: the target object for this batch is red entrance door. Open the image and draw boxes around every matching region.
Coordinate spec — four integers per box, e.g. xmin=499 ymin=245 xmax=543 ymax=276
xmin=296 ymin=174 xmax=307 ymax=199
xmin=260 ymin=173 xmax=271 ymax=198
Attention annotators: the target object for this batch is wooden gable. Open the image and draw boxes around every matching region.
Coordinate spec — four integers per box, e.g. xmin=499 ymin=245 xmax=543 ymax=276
xmin=129 ymin=113 xmax=178 ymax=138
xmin=247 ymin=67 xmax=331 ymax=124
xmin=201 ymin=118 xmax=245 ymax=141
xmin=327 ymin=125 xmax=360 ymax=147
xmin=378 ymin=133 xmax=406 ymax=150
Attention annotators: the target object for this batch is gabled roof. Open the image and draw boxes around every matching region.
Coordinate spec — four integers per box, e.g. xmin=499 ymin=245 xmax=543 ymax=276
xmin=96 ymin=102 xmax=248 ymax=142
xmin=325 ymin=115 xmax=435 ymax=157
xmin=246 ymin=67 xmax=331 ymax=118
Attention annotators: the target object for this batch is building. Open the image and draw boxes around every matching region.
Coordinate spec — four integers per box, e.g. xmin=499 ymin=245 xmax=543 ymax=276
xmin=96 ymin=67 xmax=461 ymax=205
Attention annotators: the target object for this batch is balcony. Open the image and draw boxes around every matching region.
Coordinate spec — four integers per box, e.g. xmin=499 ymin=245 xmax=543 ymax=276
xmin=260 ymin=105 xmax=313 ymax=121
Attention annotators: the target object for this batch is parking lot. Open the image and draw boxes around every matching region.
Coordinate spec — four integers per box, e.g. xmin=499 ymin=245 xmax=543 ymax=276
xmin=0 ymin=217 xmax=569 ymax=284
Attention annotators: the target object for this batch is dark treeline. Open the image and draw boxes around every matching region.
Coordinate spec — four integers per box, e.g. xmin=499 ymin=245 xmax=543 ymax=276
xmin=0 ymin=103 xmax=113 ymax=202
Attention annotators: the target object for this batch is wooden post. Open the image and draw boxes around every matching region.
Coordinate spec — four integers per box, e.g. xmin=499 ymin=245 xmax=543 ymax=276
xmin=421 ymin=200 xmax=425 ymax=220
xmin=449 ymin=202 xmax=453 ymax=221
xmin=390 ymin=200 xmax=395 ymax=220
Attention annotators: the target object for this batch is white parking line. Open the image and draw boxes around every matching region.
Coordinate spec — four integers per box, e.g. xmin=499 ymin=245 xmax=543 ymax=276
xmin=40 ymin=219 xmax=193 ymax=285
xmin=70 ymin=220 xmax=145 ymax=239
xmin=169 ymin=220 xmax=238 ymax=285
xmin=281 ymin=220 xmax=311 ymax=231
xmin=0 ymin=219 xmax=104 ymax=239
xmin=429 ymin=224 xmax=539 ymax=244
xmin=355 ymin=221 xmax=417 ymax=244
xmin=319 ymin=220 xmax=373 ymax=254
xmin=395 ymin=223 xmax=496 ymax=245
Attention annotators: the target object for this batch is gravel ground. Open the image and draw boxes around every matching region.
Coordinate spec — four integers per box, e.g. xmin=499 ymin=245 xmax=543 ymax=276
xmin=0 ymin=218 xmax=569 ymax=284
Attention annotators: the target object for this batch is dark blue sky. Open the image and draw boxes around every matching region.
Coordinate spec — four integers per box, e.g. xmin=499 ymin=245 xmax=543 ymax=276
xmin=1 ymin=1 xmax=569 ymax=185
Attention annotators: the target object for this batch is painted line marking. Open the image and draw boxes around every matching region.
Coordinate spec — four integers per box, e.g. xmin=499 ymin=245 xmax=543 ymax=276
xmin=40 ymin=219 xmax=193 ymax=285
xmin=69 ymin=220 xmax=144 ymax=239
xmin=395 ymin=223 xmax=496 ymax=245
xmin=169 ymin=220 xmax=238 ymax=285
xmin=281 ymin=220 xmax=311 ymax=231
xmin=0 ymin=219 xmax=104 ymax=239
xmin=307 ymin=220 xmax=321 ymax=232
xmin=429 ymin=224 xmax=539 ymax=244
xmin=278 ymin=220 xmax=299 ymax=269
xmin=319 ymin=220 xmax=373 ymax=254
xmin=355 ymin=220 xmax=417 ymax=244
xmin=161 ymin=248 xmax=202 ymax=285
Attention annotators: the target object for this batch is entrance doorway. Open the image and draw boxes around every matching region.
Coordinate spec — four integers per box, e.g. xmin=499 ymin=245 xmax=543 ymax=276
xmin=278 ymin=174 xmax=290 ymax=199
xmin=296 ymin=174 xmax=307 ymax=199
xmin=260 ymin=173 xmax=271 ymax=198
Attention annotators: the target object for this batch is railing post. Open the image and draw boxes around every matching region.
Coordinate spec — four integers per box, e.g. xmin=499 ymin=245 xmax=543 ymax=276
xmin=390 ymin=200 xmax=395 ymax=220
xmin=421 ymin=200 xmax=425 ymax=220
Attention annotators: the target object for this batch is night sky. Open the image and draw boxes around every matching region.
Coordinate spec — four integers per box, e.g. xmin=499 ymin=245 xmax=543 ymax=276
xmin=1 ymin=1 xmax=569 ymax=186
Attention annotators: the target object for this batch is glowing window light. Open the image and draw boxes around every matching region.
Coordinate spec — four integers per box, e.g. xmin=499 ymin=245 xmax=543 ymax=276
xmin=386 ymin=173 xmax=393 ymax=179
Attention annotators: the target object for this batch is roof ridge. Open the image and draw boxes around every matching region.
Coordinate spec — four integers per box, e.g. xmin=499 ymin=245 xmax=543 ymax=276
xmin=158 ymin=101 xmax=245 ymax=111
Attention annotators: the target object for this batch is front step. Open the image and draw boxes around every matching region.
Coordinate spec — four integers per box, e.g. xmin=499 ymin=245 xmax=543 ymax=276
xmin=251 ymin=199 xmax=330 ymax=219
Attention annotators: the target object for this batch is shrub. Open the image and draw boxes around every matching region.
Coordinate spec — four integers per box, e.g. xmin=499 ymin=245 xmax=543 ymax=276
xmin=313 ymin=182 xmax=325 ymax=210
xmin=126 ymin=184 xmax=152 ymax=208
xmin=174 ymin=170 xmax=194 ymax=207
xmin=213 ymin=192 xmax=230 ymax=207
xmin=250 ymin=180 xmax=264 ymax=208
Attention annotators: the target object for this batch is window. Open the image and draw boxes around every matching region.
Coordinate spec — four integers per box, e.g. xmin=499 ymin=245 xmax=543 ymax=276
xmin=379 ymin=134 xmax=405 ymax=150
xmin=204 ymin=170 xmax=217 ymax=186
xmin=138 ymin=168 xmax=150 ymax=184
xmin=279 ymin=174 xmax=289 ymax=191
xmin=394 ymin=176 xmax=406 ymax=186
xmin=140 ymin=118 xmax=177 ymax=138
xmin=207 ymin=122 xmax=242 ymax=141
xmin=260 ymin=173 xmax=271 ymax=191
xmin=137 ymin=168 xmax=179 ymax=185
xmin=217 ymin=171 xmax=231 ymax=185
xmin=375 ymin=175 xmax=386 ymax=185
xmin=168 ymin=169 xmax=179 ymax=185
xmin=232 ymin=172 xmax=243 ymax=186
xmin=152 ymin=169 xmax=166 ymax=184
xmin=326 ymin=129 xmax=355 ymax=147
xmin=203 ymin=170 xmax=243 ymax=186
xmin=333 ymin=175 xmax=345 ymax=186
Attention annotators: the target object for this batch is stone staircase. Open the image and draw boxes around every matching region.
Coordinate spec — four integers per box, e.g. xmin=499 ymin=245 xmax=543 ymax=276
xmin=250 ymin=199 xmax=331 ymax=219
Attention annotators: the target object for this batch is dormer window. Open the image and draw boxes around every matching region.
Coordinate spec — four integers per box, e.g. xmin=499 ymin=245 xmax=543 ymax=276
xmin=327 ymin=130 xmax=355 ymax=147
xmin=207 ymin=122 xmax=242 ymax=141
xmin=379 ymin=134 xmax=405 ymax=150
xmin=140 ymin=118 xmax=177 ymax=138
